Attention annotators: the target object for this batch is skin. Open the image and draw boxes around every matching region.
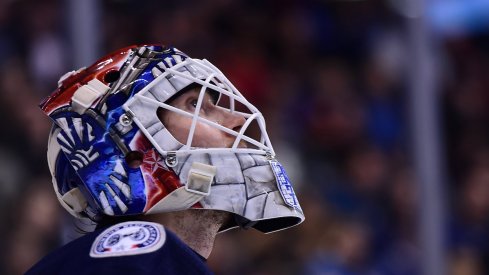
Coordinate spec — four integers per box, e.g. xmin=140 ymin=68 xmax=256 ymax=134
xmin=149 ymin=86 xmax=246 ymax=259
xmin=143 ymin=209 xmax=230 ymax=259
xmin=158 ymin=87 xmax=246 ymax=148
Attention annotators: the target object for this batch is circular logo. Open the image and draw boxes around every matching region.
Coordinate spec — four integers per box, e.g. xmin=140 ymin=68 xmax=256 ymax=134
xmin=90 ymin=221 xmax=166 ymax=258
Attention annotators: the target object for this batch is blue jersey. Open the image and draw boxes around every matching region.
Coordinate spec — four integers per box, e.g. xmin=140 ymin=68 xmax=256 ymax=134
xmin=26 ymin=221 xmax=214 ymax=275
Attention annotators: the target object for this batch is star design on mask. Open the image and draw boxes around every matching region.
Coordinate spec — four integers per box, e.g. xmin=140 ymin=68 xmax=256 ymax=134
xmin=144 ymin=149 xmax=168 ymax=173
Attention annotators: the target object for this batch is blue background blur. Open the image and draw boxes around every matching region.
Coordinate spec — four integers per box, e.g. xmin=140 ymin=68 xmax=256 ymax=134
xmin=0 ymin=0 xmax=488 ymax=274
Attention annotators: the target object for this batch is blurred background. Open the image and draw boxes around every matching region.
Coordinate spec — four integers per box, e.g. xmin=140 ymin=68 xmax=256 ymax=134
xmin=1 ymin=0 xmax=489 ymax=274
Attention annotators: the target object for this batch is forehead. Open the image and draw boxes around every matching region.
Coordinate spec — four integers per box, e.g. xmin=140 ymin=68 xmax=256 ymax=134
xmin=179 ymin=86 xmax=202 ymax=96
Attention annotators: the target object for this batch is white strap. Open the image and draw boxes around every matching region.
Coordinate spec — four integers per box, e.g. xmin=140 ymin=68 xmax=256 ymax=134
xmin=61 ymin=187 xmax=88 ymax=213
xmin=146 ymin=162 xmax=216 ymax=213
xmin=72 ymin=79 xmax=110 ymax=114
xmin=185 ymin=162 xmax=216 ymax=195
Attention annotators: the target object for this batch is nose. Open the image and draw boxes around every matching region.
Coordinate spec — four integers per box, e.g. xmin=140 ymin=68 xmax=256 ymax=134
xmin=218 ymin=109 xmax=246 ymax=133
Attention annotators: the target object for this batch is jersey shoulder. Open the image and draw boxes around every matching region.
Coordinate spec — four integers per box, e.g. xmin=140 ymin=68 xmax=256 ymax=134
xmin=26 ymin=221 xmax=214 ymax=275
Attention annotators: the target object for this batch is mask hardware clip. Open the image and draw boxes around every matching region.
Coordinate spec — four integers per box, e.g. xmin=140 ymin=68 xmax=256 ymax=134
xmin=165 ymin=151 xmax=178 ymax=167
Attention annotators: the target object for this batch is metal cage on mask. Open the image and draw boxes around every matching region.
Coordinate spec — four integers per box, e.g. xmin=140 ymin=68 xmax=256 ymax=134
xmin=123 ymin=56 xmax=275 ymax=166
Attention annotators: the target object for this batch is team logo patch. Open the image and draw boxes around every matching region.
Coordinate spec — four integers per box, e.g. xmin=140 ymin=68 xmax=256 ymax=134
xmin=90 ymin=221 xmax=166 ymax=258
xmin=269 ymin=160 xmax=302 ymax=211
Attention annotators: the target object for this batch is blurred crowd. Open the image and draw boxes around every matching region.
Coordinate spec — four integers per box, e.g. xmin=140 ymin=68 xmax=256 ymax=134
xmin=0 ymin=0 xmax=488 ymax=274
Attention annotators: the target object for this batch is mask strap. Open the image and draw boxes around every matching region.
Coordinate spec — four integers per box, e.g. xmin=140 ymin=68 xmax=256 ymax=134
xmin=61 ymin=187 xmax=88 ymax=213
xmin=71 ymin=79 xmax=110 ymax=115
xmin=145 ymin=162 xmax=216 ymax=213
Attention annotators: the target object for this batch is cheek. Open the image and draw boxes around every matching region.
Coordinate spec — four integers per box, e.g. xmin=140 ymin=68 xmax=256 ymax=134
xmin=192 ymin=123 xmax=227 ymax=147
xmin=164 ymin=115 xmax=226 ymax=147
xmin=164 ymin=115 xmax=191 ymax=143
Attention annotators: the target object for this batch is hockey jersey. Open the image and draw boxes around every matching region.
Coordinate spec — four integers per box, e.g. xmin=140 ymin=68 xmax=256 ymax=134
xmin=26 ymin=221 xmax=214 ymax=275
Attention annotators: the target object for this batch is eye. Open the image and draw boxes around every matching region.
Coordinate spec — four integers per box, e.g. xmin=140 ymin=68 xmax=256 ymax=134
xmin=190 ymin=99 xmax=198 ymax=108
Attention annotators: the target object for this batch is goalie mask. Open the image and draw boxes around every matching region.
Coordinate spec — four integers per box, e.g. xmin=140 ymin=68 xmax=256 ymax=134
xmin=41 ymin=44 xmax=304 ymax=233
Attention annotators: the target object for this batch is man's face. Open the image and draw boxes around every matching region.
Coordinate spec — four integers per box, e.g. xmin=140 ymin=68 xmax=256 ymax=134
xmin=158 ymin=87 xmax=246 ymax=148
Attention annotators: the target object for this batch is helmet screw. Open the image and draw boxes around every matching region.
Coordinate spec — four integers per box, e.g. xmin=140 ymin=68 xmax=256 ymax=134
xmin=265 ymin=151 xmax=274 ymax=160
xmin=119 ymin=113 xmax=132 ymax=126
xmin=165 ymin=152 xmax=178 ymax=167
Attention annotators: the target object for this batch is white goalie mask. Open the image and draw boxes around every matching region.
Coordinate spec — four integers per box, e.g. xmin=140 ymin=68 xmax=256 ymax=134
xmin=43 ymin=45 xmax=304 ymax=233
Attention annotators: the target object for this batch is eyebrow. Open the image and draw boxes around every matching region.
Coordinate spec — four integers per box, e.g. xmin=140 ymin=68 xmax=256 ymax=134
xmin=165 ymin=83 xmax=202 ymax=105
